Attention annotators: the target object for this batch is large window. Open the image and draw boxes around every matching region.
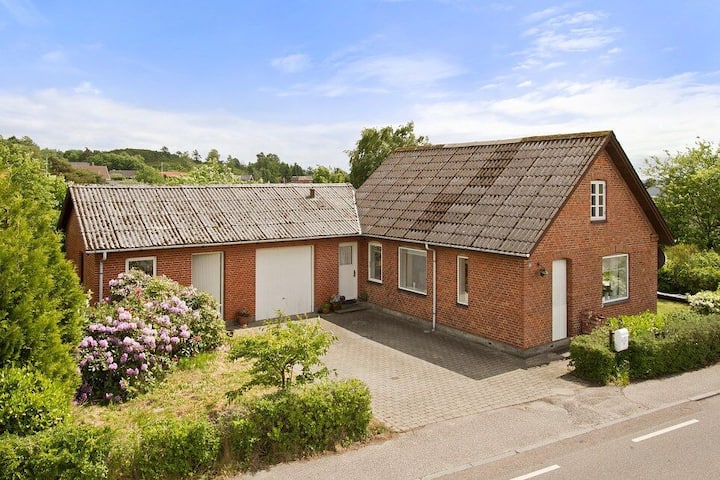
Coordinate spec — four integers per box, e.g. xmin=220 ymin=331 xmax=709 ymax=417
xmin=398 ymin=247 xmax=427 ymax=294
xmin=126 ymin=256 xmax=156 ymax=276
xmin=591 ymin=180 xmax=606 ymax=221
xmin=368 ymin=243 xmax=382 ymax=283
xmin=602 ymin=254 xmax=628 ymax=303
xmin=457 ymin=256 xmax=469 ymax=305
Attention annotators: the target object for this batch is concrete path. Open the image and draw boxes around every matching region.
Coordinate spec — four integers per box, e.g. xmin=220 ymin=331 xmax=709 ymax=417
xmin=234 ymin=309 xmax=720 ymax=479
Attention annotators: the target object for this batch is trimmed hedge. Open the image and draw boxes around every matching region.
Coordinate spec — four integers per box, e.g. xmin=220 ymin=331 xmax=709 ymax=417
xmin=225 ymin=378 xmax=372 ymax=468
xmin=570 ymin=311 xmax=720 ymax=384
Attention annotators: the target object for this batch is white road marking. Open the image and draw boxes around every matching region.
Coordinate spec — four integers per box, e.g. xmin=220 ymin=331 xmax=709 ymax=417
xmin=509 ymin=464 xmax=561 ymax=480
xmin=632 ymin=419 xmax=699 ymax=443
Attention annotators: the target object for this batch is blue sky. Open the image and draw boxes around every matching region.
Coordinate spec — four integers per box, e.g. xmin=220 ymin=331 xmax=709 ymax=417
xmin=1 ymin=0 xmax=718 ymax=171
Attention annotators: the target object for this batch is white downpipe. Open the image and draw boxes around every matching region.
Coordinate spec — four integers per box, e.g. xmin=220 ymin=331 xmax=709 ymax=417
xmin=425 ymin=243 xmax=437 ymax=331
xmin=98 ymin=251 xmax=108 ymax=302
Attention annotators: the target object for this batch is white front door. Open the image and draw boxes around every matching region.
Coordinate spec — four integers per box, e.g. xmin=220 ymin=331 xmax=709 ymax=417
xmin=256 ymin=246 xmax=314 ymax=320
xmin=552 ymin=259 xmax=567 ymax=341
xmin=338 ymin=242 xmax=357 ymax=301
xmin=192 ymin=252 xmax=224 ymax=315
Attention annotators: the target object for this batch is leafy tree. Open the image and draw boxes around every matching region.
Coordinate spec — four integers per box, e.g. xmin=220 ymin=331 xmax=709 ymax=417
xmin=228 ymin=314 xmax=336 ymax=393
xmin=313 ymin=165 xmax=348 ymax=183
xmin=135 ymin=164 xmax=165 ymax=184
xmin=169 ymin=161 xmax=240 ymax=185
xmin=205 ymin=148 xmax=221 ymax=163
xmin=347 ymin=121 xmax=429 ymax=188
xmin=0 ymin=137 xmax=86 ymax=390
xmin=645 ymin=140 xmax=720 ymax=250
xmin=249 ymin=152 xmax=283 ymax=183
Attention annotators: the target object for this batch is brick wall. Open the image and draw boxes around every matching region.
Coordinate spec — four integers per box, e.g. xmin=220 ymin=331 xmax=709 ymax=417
xmin=69 ymin=234 xmax=355 ymax=323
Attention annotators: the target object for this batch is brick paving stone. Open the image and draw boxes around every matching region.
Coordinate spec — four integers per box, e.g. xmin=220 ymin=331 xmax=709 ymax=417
xmin=319 ymin=310 xmax=580 ymax=431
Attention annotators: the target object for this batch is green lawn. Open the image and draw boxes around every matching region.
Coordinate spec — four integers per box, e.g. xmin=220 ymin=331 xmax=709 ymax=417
xmin=657 ymin=298 xmax=689 ymax=317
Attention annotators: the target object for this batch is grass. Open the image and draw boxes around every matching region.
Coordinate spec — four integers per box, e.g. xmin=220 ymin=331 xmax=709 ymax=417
xmin=657 ymin=299 xmax=689 ymax=317
xmin=73 ymin=342 xmax=262 ymax=432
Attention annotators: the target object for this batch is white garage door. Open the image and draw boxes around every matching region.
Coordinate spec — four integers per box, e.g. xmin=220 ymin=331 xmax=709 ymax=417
xmin=256 ymin=246 xmax=313 ymax=320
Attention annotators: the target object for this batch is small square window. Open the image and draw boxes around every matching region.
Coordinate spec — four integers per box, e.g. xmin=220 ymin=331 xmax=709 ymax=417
xmin=457 ymin=256 xmax=468 ymax=305
xmin=368 ymin=243 xmax=382 ymax=283
xmin=591 ymin=180 xmax=606 ymax=221
xmin=602 ymin=254 xmax=628 ymax=303
xmin=126 ymin=257 xmax=156 ymax=276
xmin=398 ymin=247 xmax=427 ymax=294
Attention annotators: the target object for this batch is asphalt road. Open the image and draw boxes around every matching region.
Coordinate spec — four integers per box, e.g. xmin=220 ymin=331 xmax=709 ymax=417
xmin=444 ymin=393 xmax=720 ymax=480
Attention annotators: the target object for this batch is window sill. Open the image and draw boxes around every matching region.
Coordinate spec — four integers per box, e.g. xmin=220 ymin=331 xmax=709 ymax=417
xmin=591 ymin=218 xmax=607 ymax=224
xmin=456 ymin=301 xmax=469 ymax=308
xmin=602 ymin=297 xmax=628 ymax=307
xmin=368 ymin=278 xmax=382 ymax=284
xmin=399 ymin=287 xmax=427 ymax=296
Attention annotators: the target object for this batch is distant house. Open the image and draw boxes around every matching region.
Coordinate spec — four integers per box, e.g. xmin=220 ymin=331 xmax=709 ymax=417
xmin=161 ymin=170 xmax=188 ymax=179
xmin=290 ymin=175 xmax=314 ymax=183
xmin=109 ymin=169 xmax=136 ymax=181
xmin=59 ymin=131 xmax=673 ymax=355
xmin=69 ymin=162 xmax=111 ymax=181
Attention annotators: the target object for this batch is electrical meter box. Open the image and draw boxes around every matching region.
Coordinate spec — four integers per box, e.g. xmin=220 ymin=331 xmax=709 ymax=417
xmin=612 ymin=328 xmax=629 ymax=352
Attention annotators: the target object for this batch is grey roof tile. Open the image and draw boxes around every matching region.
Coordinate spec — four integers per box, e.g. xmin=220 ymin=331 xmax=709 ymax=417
xmin=69 ymin=183 xmax=360 ymax=252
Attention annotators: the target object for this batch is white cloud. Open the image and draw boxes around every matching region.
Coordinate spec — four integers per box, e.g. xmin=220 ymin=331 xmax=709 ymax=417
xmin=0 ymin=88 xmax=360 ymax=169
xmin=73 ymin=82 xmax=100 ymax=95
xmin=412 ymin=73 xmax=720 ymax=168
xmin=271 ymin=53 xmax=310 ymax=73
xmin=41 ymin=50 xmax=65 ymax=63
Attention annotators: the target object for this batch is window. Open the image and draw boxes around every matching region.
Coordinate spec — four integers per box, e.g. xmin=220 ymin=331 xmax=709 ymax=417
xmin=457 ymin=256 xmax=469 ymax=305
xmin=398 ymin=247 xmax=427 ymax=294
xmin=368 ymin=243 xmax=382 ymax=283
xmin=602 ymin=254 xmax=628 ymax=303
xmin=126 ymin=256 xmax=156 ymax=276
xmin=591 ymin=180 xmax=606 ymax=221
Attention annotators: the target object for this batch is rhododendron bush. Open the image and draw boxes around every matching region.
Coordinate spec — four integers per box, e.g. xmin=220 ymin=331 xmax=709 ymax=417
xmin=76 ymin=269 xmax=225 ymax=403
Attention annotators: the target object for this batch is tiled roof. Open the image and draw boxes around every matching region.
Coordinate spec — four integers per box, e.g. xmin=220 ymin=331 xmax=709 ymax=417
xmin=357 ymin=131 xmax=634 ymax=257
xmin=65 ymin=183 xmax=360 ymax=252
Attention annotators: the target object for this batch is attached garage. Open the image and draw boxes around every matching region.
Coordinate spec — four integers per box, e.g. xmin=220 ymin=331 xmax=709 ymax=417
xmin=255 ymin=245 xmax=314 ymax=320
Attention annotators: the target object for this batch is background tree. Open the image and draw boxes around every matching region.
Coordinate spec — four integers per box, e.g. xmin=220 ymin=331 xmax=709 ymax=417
xmin=170 ymin=161 xmax=240 ymax=184
xmin=0 ymin=137 xmax=86 ymax=391
xmin=645 ymin=140 xmax=720 ymax=250
xmin=312 ymin=165 xmax=348 ymax=183
xmin=347 ymin=121 xmax=429 ymax=188
xmin=249 ymin=152 xmax=283 ymax=183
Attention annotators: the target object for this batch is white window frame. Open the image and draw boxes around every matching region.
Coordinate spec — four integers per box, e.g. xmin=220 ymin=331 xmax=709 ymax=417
xmin=368 ymin=242 xmax=383 ymax=283
xmin=126 ymin=256 xmax=157 ymax=276
xmin=398 ymin=247 xmax=427 ymax=295
xmin=457 ymin=256 xmax=469 ymax=305
xmin=602 ymin=254 xmax=628 ymax=304
xmin=591 ymin=180 xmax=606 ymax=221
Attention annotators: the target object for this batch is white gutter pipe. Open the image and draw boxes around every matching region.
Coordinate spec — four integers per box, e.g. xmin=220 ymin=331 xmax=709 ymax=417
xmin=98 ymin=251 xmax=108 ymax=302
xmin=425 ymin=243 xmax=437 ymax=332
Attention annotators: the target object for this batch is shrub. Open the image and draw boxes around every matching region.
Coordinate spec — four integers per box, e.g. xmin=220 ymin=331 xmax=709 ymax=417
xmin=606 ymin=311 xmax=665 ymax=337
xmin=0 ymin=366 xmax=70 ymax=436
xmin=77 ymin=270 xmax=226 ymax=404
xmin=568 ymin=327 xmax=616 ymax=384
xmin=224 ymin=379 xmax=372 ymax=468
xmin=688 ymin=290 xmax=720 ymax=315
xmin=228 ymin=314 xmax=337 ymax=393
xmin=660 ymin=244 xmax=720 ymax=294
xmin=0 ymin=423 xmax=113 ymax=480
xmin=134 ymin=416 xmax=220 ymax=479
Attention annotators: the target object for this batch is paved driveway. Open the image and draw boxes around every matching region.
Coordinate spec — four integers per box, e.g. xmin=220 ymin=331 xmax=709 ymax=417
xmin=319 ymin=308 xmax=581 ymax=431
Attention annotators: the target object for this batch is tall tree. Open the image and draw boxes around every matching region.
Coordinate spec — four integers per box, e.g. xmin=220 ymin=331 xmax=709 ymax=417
xmin=644 ymin=140 xmax=720 ymax=250
xmin=347 ymin=121 xmax=429 ymax=188
xmin=0 ymin=137 xmax=86 ymax=389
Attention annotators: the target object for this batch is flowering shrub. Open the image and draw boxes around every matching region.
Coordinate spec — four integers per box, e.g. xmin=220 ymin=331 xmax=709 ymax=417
xmin=77 ymin=270 xmax=225 ymax=404
xmin=689 ymin=290 xmax=720 ymax=315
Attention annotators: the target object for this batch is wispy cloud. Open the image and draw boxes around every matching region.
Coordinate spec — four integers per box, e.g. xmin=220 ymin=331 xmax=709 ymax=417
xmin=271 ymin=53 xmax=310 ymax=73
xmin=516 ymin=8 xmax=618 ymax=70
xmin=0 ymin=0 xmax=45 ymax=26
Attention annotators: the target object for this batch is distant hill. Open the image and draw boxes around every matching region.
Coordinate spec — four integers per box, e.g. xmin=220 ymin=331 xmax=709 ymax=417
xmin=108 ymin=148 xmax=199 ymax=172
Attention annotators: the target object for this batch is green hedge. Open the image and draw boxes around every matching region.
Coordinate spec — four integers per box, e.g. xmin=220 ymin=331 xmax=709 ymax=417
xmin=570 ymin=311 xmax=720 ymax=384
xmin=0 ymin=424 xmax=113 ymax=480
xmin=225 ymin=378 xmax=372 ymax=468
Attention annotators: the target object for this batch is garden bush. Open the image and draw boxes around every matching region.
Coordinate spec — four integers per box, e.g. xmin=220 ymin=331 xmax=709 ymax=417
xmin=0 ymin=366 xmax=70 ymax=436
xmin=688 ymin=289 xmax=720 ymax=315
xmin=76 ymin=270 xmax=226 ymax=404
xmin=134 ymin=416 xmax=220 ymax=479
xmin=224 ymin=378 xmax=372 ymax=468
xmin=659 ymin=244 xmax=720 ymax=294
xmin=0 ymin=423 xmax=113 ymax=480
xmin=570 ymin=311 xmax=720 ymax=384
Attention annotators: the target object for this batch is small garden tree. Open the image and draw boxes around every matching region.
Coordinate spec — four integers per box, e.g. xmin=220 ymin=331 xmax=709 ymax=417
xmin=228 ymin=314 xmax=337 ymax=394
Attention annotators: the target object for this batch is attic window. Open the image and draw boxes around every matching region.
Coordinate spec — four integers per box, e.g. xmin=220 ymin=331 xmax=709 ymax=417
xmin=591 ymin=180 xmax=606 ymax=221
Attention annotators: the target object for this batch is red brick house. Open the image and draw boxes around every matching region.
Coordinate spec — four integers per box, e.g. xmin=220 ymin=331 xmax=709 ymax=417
xmin=355 ymin=131 xmax=672 ymax=354
xmin=59 ymin=183 xmax=362 ymax=323
xmin=59 ymin=131 xmax=672 ymax=354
